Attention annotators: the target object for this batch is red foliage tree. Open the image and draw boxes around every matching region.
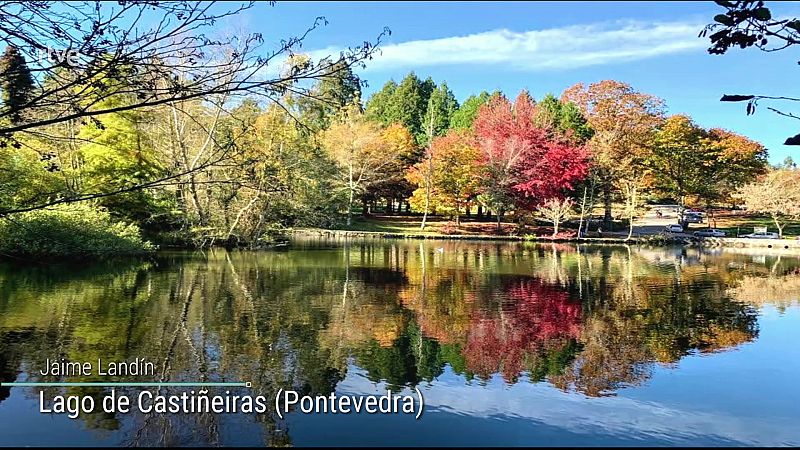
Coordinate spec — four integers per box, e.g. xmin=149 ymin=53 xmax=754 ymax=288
xmin=473 ymin=91 xmax=590 ymax=212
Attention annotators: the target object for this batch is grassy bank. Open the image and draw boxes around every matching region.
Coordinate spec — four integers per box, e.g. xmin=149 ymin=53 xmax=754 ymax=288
xmin=710 ymin=213 xmax=800 ymax=237
xmin=297 ymin=215 xmax=655 ymax=244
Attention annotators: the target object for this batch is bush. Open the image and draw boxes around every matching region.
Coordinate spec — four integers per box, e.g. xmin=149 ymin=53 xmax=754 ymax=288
xmin=440 ymin=221 xmax=460 ymax=235
xmin=0 ymin=203 xmax=154 ymax=259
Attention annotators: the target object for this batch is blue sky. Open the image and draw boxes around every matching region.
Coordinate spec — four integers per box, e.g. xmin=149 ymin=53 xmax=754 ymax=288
xmin=244 ymin=1 xmax=799 ymax=164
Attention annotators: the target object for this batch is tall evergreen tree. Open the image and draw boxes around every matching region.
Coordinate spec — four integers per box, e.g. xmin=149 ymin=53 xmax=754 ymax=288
xmin=0 ymin=46 xmax=34 ymax=124
xmin=365 ymin=72 xmax=432 ymax=142
xmin=422 ymin=81 xmax=458 ymax=141
xmin=450 ymin=91 xmax=495 ymax=130
xmin=298 ymin=58 xmax=362 ymax=130
xmin=536 ymin=93 xmax=593 ymax=144
xmin=365 ymin=80 xmax=398 ymax=123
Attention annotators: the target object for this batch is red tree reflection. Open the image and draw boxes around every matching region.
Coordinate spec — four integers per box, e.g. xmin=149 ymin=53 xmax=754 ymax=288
xmin=464 ymin=278 xmax=582 ymax=382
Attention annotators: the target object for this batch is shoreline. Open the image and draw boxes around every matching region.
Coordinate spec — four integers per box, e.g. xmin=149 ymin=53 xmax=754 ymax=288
xmin=291 ymin=228 xmax=800 ymax=252
xmin=292 ymin=228 xmax=651 ymax=244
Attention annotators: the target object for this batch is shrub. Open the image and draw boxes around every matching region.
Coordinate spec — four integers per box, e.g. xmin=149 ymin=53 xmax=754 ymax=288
xmin=440 ymin=221 xmax=460 ymax=235
xmin=0 ymin=203 xmax=154 ymax=259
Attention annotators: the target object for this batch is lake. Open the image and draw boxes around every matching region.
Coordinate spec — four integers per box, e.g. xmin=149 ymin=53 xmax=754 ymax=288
xmin=0 ymin=237 xmax=798 ymax=446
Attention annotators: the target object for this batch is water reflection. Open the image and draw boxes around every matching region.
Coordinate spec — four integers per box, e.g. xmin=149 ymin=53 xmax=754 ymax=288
xmin=0 ymin=238 xmax=797 ymax=445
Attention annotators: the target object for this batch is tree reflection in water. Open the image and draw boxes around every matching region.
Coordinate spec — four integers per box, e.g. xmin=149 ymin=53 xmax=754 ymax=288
xmin=0 ymin=238 xmax=792 ymax=445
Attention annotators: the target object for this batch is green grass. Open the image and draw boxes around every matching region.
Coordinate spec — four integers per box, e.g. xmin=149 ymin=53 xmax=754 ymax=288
xmin=709 ymin=214 xmax=800 ymax=237
xmin=331 ymin=215 xmax=520 ymax=236
xmin=340 ymin=216 xmax=439 ymax=234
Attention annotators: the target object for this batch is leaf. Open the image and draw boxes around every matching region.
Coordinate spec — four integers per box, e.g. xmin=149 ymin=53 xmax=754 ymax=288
xmin=752 ymin=7 xmax=771 ymax=21
xmin=714 ymin=14 xmax=734 ymax=26
xmin=720 ymin=95 xmax=755 ymax=102
xmin=784 ymin=133 xmax=800 ymax=146
xmin=787 ymin=20 xmax=800 ymax=31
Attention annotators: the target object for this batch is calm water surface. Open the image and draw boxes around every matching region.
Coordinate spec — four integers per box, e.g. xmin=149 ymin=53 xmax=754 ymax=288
xmin=0 ymin=237 xmax=798 ymax=446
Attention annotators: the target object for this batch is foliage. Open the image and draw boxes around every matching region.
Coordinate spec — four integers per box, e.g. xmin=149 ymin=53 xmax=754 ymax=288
xmin=0 ymin=46 xmax=33 ymax=124
xmin=473 ymin=92 xmax=590 ymax=217
xmin=648 ymin=115 xmax=768 ymax=210
xmin=0 ymin=203 xmax=153 ymax=259
xmin=78 ymin=95 xmax=164 ymax=222
xmin=562 ymin=80 xmax=664 ymax=226
xmin=735 ymin=168 xmax=800 ymax=237
xmin=450 ymin=91 xmax=494 ymax=130
xmin=407 ymin=131 xmax=481 ymax=224
xmin=422 ymin=81 xmax=459 ymax=141
xmin=0 ymin=3 xmax=774 ymax=250
xmin=536 ymin=93 xmax=594 ymax=144
xmin=322 ymin=104 xmax=402 ymax=225
xmin=296 ymin=58 xmax=362 ymax=131
xmin=703 ymin=1 xmax=800 ymax=144
xmin=648 ymin=115 xmax=707 ymax=205
xmin=365 ymin=72 xmax=435 ymax=144
xmin=702 ymin=127 xmax=768 ymax=205
xmin=536 ymin=198 xmax=575 ymax=236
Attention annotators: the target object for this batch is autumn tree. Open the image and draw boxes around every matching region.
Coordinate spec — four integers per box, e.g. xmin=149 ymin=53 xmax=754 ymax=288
xmin=367 ymin=123 xmax=417 ymax=215
xmin=537 ymin=198 xmax=574 ymax=237
xmin=407 ymin=131 xmax=480 ymax=225
xmin=648 ymin=115 xmax=708 ymax=209
xmin=703 ymin=128 xmax=768 ymax=210
xmin=322 ymin=104 xmax=397 ymax=225
xmin=473 ymin=92 xmax=535 ymax=226
xmin=0 ymin=2 xmax=387 ymax=217
xmin=648 ymin=116 xmax=768 ymax=225
xmin=408 ymin=82 xmax=460 ymax=227
xmin=735 ymin=168 xmax=800 ymax=238
xmin=562 ymin=81 xmax=664 ymax=228
xmin=473 ymin=91 xmax=589 ymax=228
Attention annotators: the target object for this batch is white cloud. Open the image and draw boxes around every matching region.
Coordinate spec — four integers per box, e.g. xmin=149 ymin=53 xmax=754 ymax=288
xmin=309 ymin=20 xmax=708 ymax=72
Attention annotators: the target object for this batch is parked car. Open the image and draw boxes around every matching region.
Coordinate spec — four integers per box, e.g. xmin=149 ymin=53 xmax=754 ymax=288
xmin=741 ymin=232 xmax=780 ymax=239
xmin=684 ymin=214 xmax=704 ymax=224
xmin=693 ymin=229 xmax=726 ymax=237
xmin=664 ymin=224 xmax=684 ymax=233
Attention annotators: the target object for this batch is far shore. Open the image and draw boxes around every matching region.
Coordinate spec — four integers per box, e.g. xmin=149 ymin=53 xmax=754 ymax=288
xmin=291 ymin=227 xmax=800 ymax=253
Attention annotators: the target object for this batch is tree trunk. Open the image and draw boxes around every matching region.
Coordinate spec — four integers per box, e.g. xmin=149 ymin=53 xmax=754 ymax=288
xmin=477 ymin=205 xmax=483 ymax=219
xmin=773 ymin=215 xmax=784 ymax=238
xmin=552 ymin=220 xmax=559 ymax=237
xmin=603 ymin=182 xmax=612 ymax=230
xmin=346 ymin=163 xmax=355 ymax=226
xmin=627 ymin=214 xmax=634 ymax=240
xmin=347 ymin=188 xmax=354 ymax=226
xmin=578 ymin=187 xmax=587 ymax=238
xmin=421 ymin=183 xmax=431 ymax=230
xmin=385 ymin=197 xmax=392 ymax=215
